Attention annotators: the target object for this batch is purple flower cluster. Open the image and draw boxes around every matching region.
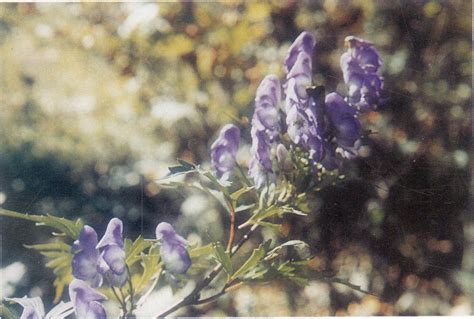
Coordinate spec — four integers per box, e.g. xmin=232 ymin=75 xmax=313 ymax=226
xmin=72 ymin=218 xmax=127 ymax=288
xmin=65 ymin=219 xmax=190 ymax=317
xmin=72 ymin=218 xmax=191 ymax=280
xmin=340 ymin=36 xmax=384 ymax=111
xmin=210 ymin=31 xmax=384 ymax=188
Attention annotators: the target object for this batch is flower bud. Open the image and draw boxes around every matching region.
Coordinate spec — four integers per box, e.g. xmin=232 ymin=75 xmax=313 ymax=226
xmin=276 ymin=144 xmax=292 ymax=172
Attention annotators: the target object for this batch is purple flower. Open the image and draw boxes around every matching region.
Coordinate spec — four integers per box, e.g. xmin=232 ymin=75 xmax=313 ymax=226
xmin=340 ymin=36 xmax=384 ymax=111
xmin=211 ymin=124 xmax=240 ymax=181
xmin=248 ymin=158 xmax=269 ymax=189
xmin=155 ymin=222 xmax=191 ymax=274
xmin=249 ymin=75 xmax=281 ymax=187
xmin=96 ymin=218 xmax=127 ymax=287
xmin=72 ymin=218 xmax=127 ymax=288
xmin=284 ymin=31 xmax=315 ymax=103
xmin=283 ymin=32 xmax=328 ymax=167
xmin=284 ymin=31 xmax=316 ymax=75
xmin=6 ymin=296 xmax=73 ymax=319
xmin=71 ymin=226 xmax=102 ymax=288
xmin=253 ymin=74 xmax=281 ymax=141
xmin=285 ymin=84 xmax=325 ymax=164
xmin=325 ymin=92 xmax=362 ymax=150
xmin=69 ymin=279 xmax=107 ymax=319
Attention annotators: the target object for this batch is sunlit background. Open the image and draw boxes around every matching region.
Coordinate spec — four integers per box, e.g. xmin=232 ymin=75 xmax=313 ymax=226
xmin=0 ymin=1 xmax=471 ymax=316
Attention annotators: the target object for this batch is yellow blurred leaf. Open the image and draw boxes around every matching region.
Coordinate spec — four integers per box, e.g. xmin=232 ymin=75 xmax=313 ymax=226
xmin=154 ymin=34 xmax=194 ymax=58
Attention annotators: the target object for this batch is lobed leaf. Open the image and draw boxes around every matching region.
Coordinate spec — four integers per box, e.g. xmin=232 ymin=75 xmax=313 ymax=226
xmin=189 ymin=243 xmax=213 ymax=259
xmin=212 ymin=242 xmax=232 ymax=276
xmin=24 ymin=242 xmax=71 ymax=252
xmin=0 ymin=304 xmax=18 ymax=319
xmin=231 ymin=241 xmax=270 ymax=280
xmin=0 ymin=209 xmax=82 ymax=239
xmin=125 ymin=235 xmax=152 ymax=267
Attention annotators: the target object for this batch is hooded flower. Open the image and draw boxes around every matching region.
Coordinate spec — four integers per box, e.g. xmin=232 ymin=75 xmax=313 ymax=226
xmin=284 ymin=31 xmax=315 ymax=104
xmin=325 ymin=92 xmax=362 ymax=150
xmin=96 ymin=218 xmax=127 ymax=287
xmin=249 ymin=75 xmax=281 ymax=188
xmin=6 ymin=296 xmax=74 ymax=319
xmin=283 ymin=32 xmax=329 ymax=166
xmin=155 ymin=222 xmax=191 ymax=274
xmin=72 ymin=218 xmax=127 ymax=288
xmin=211 ymin=124 xmax=240 ymax=181
xmin=340 ymin=36 xmax=384 ymax=111
xmin=71 ymin=225 xmax=102 ymax=288
xmin=69 ymin=279 xmax=107 ymax=319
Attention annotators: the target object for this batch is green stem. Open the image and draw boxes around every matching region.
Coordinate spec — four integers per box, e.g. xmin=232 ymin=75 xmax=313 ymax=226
xmin=111 ymin=286 xmax=128 ymax=318
xmin=126 ymin=266 xmax=136 ymax=314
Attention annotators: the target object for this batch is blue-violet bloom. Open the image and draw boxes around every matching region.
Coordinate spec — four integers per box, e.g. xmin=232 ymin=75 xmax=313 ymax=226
xmin=211 ymin=124 xmax=240 ymax=181
xmin=340 ymin=36 xmax=384 ymax=111
xmin=71 ymin=225 xmax=102 ymax=288
xmin=69 ymin=279 xmax=107 ymax=319
xmin=155 ymin=222 xmax=191 ymax=274
xmin=72 ymin=218 xmax=127 ymax=288
xmin=325 ymin=92 xmax=362 ymax=150
xmin=96 ymin=218 xmax=127 ymax=287
xmin=249 ymin=74 xmax=281 ymax=188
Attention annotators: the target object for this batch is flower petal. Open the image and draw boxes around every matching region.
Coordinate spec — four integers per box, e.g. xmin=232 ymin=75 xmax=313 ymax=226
xmin=69 ymin=279 xmax=107 ymax=319
xmin=97 ymin=218 xmax=124 ymax=249
xmin=156 ymin=222 xmax=191 ymax=274
xmin=5 ymin=296 xmax=44 ymax=319
xmin=210 ymin=124 xmax=240 ymax=180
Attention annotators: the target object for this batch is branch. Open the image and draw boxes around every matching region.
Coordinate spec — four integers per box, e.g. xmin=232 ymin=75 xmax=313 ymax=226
xmin=225 ymin=198 xmax=236 ymax=252
xmin=194 ymin=281 xmax=242 ymax=305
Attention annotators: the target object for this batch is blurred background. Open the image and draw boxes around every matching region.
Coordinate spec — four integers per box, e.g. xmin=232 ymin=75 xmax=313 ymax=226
xmin=0 ymin=1 xmax=471 ymax=316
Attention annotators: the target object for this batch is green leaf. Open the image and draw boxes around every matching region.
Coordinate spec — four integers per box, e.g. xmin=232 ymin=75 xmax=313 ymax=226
xmin=24 ymin=241 xmax=71 ymax=252
xmin=235 ymin=203 xmax=256 ymax=213
xmin=231 ymin=242 xmax=268 ymax=280
xmin=136 ymin=245 xmax=162 ymax=294
xmin=279 ymin=206 xmax=307 ymax=216
xmin=45 ymin=255 xmax=71 ymax=269
xmin=23 ymin=237 xmax=74 ymax=303
xmin=198 ymin=169 xmax=229 ymax=196
xmin=240 ymin=204 xmax=307 ymax=228
xmin=0 ymin=304 xmax=19 ymax=319
xmin=0 ymin=208 xmax=82 ymax=239
xmin=256 ymin=221 xmax=281 ymax=232
xmin=38 ymin=251 xmax=68 ymax=258
xmin=212 ymin=242 xmax=232 ymax=276
xmin=125 ymin=235 xmax=152 ymax=267
xmin=167 ymin=159 xmax=197 ymax=175
xmin=189 ymin=243 xmax=213 ymax=258
xmin=265 ymin=240 xmax=310 ymax=260
xmin=230 ymin=186 xmax=255 ymax=201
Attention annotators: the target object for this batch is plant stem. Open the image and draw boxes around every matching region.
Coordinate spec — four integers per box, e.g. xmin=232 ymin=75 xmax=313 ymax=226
xmin=193 ymin=281 xmax=242 ymax=305
xmin=111 ymin=286 xmax=128 ymax=318
xmin=154 ymin=224 xmax=258 ymax=318
xmin=225 ymin=198 xmax=236 ymax=252
xmin=126 ymin=266 xmax=136 ymax=314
